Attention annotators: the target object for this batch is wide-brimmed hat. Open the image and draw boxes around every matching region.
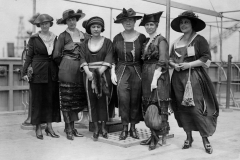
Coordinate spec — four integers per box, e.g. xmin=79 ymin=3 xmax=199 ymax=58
xmin=171 ymin=11 xmax=206 ymax=32
xmin=114 ymin=8 xmax=142 ymax=24
xmin=82 ymin=16 xmax=105 ymax=35
xmin=57 ymin=9 xmax=85 ymax=25
xmin=29 ymin=13 xmax=54 ymax=27
xmin=139 ymin=11 xmax=163 ymax=26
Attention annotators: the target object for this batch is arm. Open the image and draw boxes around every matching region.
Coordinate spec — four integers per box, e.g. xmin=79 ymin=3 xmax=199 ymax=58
xmin=53 ymin=33 xmax=65 ymax=66
xmin=180 ymin=36 xmax=211 ymax=70
xmin=111 ymin=37 xmax=118 ymax=85
xmin=22 ymin=38 xmax=34 ymax=80
xmin=169 ymin=43 xmax=181 ymax=71
xmin=100 ymin=39 xmax=113 ymax=75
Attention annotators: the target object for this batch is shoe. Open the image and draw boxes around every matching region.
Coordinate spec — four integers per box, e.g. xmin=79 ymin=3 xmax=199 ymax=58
xmin=129 ymin=129 xmax=139 ymax=139
xmin=72 ymin=129 xmax=84 ymax=137
xmin=119 ymin=131 xmax=128 ymax=140
xmin=140 ymin=137 xmax=151 ymax=145
xmin=102 ymin=131 xmax=108 ymax=139
xmin=148 ymin=137 xmax=157 ymax=151
xmin=204 ymin=143 xmax=213 ymax=154
xmin=45 ymin=128 xmax=59 ymax=138
xmin=182 ymin=139 xmax=194 ymax=149
xmin=93 ymin=132 xmax=99 ymax=141
xmin=35 ymin=125 xmax=43 ymax=140
xmin=66 ymin=131 xmax=74 ymax=140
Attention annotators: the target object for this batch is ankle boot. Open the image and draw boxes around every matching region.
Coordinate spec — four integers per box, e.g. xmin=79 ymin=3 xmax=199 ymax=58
xmin=65 ymin=123 xmax=74 ymax=140
xmin=70 ymin=121 xmax=83 ymax=137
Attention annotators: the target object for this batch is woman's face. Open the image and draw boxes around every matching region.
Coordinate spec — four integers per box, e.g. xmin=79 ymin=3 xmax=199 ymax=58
xmin=40 ymin=22 xmax=51 ymax=32
xmin=122 ymin=18 xmax=136 ymax=31
xmin=144 ymin=22 xmax=158 ymax=35
xmin=180 ymin=18 xmax=193 ymax=33
xmin=90 ymin=24 xmax=102 ymax=37
xmin=66 ymin=17 xmax=77 ymax=30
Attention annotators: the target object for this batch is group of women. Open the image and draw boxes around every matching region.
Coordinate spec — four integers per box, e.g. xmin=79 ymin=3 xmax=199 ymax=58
xmin=22 ymin=8 xmax=219 ymax=154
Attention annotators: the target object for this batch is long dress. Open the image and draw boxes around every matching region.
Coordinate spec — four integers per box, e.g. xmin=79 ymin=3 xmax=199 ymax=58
xmin=142 ymin=34 xmax=170 ymax=135
xmin=23 ymin=32 xmax=61 ymax=125
xmin=53 ymin=29 xmax=88 ymax=123
xmin=170 ymin=34 xmax=219 ymax=137
xmin=113 ymin=32 xmax=146 ymax=125
xmin=79 ymin=37 xmax=113 ymax=122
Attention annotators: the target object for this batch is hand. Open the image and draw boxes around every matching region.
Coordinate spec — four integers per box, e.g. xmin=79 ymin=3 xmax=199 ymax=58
xmin=22 ymin=75 xmax=29 ymax=82
xmin=179 ymin=63 xmax=191 ymax=70
xmin=87 ymin=71 xmax=93 ymax=81
xmin=111 ymin=72 xmax=117 ymax=85
xmin=150 ymin=69 xmax=162 ymax=92
xmin=174 ymin=63 xmax=181 ymax=71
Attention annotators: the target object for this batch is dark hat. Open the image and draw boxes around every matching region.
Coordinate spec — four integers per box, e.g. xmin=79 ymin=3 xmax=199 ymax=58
xmin=171 ymin=11 xmax=206 ymax=32
xmin=29 ymin=13 xmax=53 ymax=27
xmin=57 ymin=9 xmax=85 ymax=25
xmin=139 ymin=11 xmax=163 ymax=26
xmin=83 ymin=16 xmax=105 ymax=35
xmin=114 ymin=8 xmax=142 ymax=24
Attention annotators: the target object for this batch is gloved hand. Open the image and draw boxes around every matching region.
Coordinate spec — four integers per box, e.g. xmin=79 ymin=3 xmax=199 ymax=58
xmin=111 ymin=67 xmax=117 ymax=85
xmin=22 ymin=75 xmax=29 ymax=82
xmin=151 ymin=69 xmax=162 ymax=92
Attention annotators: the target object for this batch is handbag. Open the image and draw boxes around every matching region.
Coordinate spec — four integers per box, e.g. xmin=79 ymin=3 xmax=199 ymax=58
xmin=181 ymin=67 xmax=195 ymax=107
xmin=144 ymin=91 xmax=163 ymax=130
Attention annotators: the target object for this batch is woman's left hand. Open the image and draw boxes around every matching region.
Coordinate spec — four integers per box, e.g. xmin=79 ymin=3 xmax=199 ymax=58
xmin=179 ymin=62 xmax=191 ymax=70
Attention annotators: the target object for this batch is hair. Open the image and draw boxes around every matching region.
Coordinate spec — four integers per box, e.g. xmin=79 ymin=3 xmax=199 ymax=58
xmin=121 ymin=18 xmax=137 ymax=23
xmin=37 ymin=21 xmax=53 ymax=27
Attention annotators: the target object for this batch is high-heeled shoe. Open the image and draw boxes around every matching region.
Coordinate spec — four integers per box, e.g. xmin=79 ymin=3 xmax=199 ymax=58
xmin=129 ymin=128 xmax=139 ymax=139
xmin=72 ymin=129 xmax=84 ymax=137
xmin=204 ymin=143 xmax=213 ymax=154
xmin=148 ymin=136 xmax=157 ymax=151
xmin=140 ymin=137 xmax=151 ymax=145
xmin=66 ymin=131 xmax=74 ymax=140
xmin=119 ymin=130 xmax=128 ymax=140
xmin=182 ymin=139 xmax=194 ymax=149
xmin=93 ymin=132 xmax=99 ymax=141
xmin=102 ymin=131 xmax=108 ymax=139
xmin=35 ymin=125 xmax=43 ymax=140
xmin=45 ymin=128 xmax=59 ymax=138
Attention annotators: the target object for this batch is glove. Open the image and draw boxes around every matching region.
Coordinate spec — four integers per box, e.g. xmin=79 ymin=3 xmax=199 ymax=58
xmin=151 ymin=69 xmax=162 ymax=92
xmin=111 ymin=68 xmax=117 ymax=85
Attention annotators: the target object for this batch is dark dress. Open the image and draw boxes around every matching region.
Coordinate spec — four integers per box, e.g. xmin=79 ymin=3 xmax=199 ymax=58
xmin=79 ymin=37 xmax=113 ymax=122
xmin=22 ymin=33 xmax=61 ymax=125
xmin=142 ymin=34 xmax=170 ymax=135
xmin=113 ymin=32 xmax=146 ymax=125
xmin=170 ymin=34 xmax=219 ymax=137
xmin=53 ymin=30 xmax=88 ymax=123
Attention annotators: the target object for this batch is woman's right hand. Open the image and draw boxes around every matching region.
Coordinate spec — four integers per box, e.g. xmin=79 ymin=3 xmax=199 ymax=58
xmin=87 ymin=71 xmax=93 ymax=81
xmin=111 ymin=73 xmax=117 ymax=85
xmin=174 ymin=63 xmax=181 ymax=71
xmin=22 ymin=75 xmax=29 ymax=82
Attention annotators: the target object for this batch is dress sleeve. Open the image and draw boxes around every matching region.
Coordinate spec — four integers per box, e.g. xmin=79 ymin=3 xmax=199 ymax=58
xmin=156 ymin=37 xmax=169 ymax=73
xmin=53 ymin=33 xmax=65 ymax=66
xmin=112 ymin=36 xmax=118 ymax=65
xmin=195 ymin=35 xmax=212 ymax=68
xmin=22 ymin=38 xmax=34 ymax=76
xmin=79 ymin=41 xmax=88 ymax=69
xmin=102 ymin=39 xmax=113 ymax=68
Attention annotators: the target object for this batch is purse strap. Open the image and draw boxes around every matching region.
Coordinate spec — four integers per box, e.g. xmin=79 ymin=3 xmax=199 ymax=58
xmin=188 ymin=65 xmax=191 ymax=82
xmin=147 ymin=90 xmax=161 ymax=107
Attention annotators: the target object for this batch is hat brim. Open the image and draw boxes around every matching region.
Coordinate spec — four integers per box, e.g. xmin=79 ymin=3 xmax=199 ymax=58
xmin=57 ymin=13 xmax=85 ymax=25
xmin=171 ymin=16 xmax=206 ymax=32
xmin=114 ymin=16 xmax=142 ymax=24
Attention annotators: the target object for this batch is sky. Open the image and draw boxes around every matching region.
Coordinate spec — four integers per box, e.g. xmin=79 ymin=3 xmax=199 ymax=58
xmin=0 ymin=0 xmax=240 ymax=61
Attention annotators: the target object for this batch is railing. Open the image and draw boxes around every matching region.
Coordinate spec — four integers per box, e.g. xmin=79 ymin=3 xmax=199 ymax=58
xmin=0 ymin=58 xmax=29 ymax=111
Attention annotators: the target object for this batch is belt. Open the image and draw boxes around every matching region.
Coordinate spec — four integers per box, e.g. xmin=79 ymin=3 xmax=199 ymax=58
xmin=118 ymin=61 xmax=141 ymax=66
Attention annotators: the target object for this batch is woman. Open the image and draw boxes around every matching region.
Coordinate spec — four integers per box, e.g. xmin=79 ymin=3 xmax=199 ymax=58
xmin=111 ymin=8 xmax=146 ymax=140
xmin=80 ymin=16 xmax=113 ymax=141
xmin=22 ymin=14 xmax=61 ymax=140
xmin=53 ymin=9 xmax=88 ymax=140
xmin=139 ymin=11 xmax=171 ymax=150
xmin=170 ymin=11 xmax=219 ymax=154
